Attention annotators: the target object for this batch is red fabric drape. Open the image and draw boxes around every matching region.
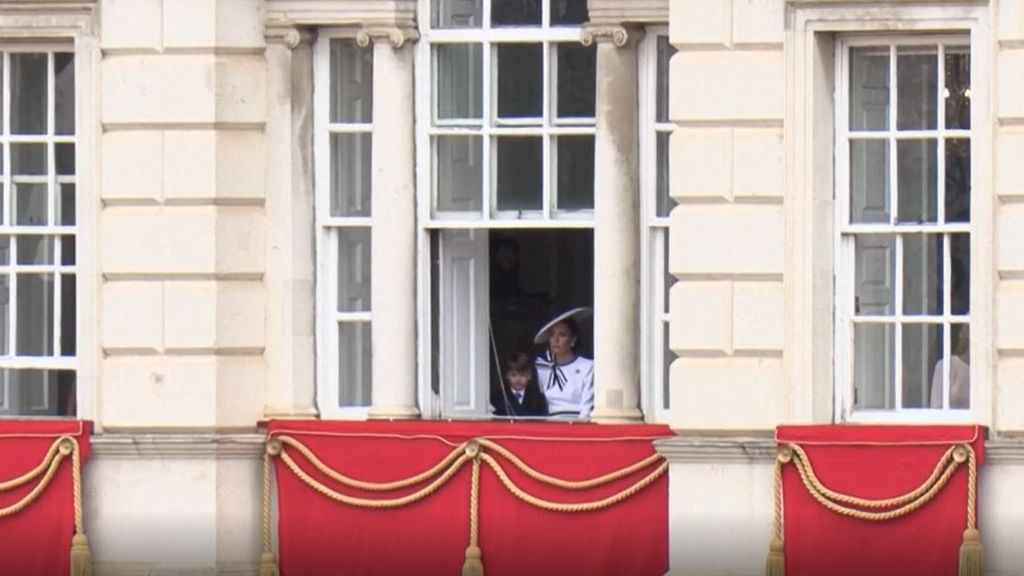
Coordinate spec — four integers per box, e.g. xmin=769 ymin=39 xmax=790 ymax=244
xmin=776 ymin=425 xmax=984 ymax=576
xmin=268 ymin=420 xmax=672 ymax=576
xmin=0 ymin=420 xmax=90 ymax=576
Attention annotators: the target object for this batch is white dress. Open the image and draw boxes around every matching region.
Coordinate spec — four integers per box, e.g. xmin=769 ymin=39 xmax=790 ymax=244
xmin=930 ymin=355 xmax=970 ymax=409
xmin=535 ymin=354 xmax=595 ymax=419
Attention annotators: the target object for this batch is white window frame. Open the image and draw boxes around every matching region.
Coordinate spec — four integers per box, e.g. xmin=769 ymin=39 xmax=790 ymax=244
xmin=834 ymin=33 xmax=981 ymax=424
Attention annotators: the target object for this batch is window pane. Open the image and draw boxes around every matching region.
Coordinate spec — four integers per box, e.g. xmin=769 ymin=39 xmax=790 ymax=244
xmin=656 ymin=131 xmax=674 ymax=217
xmin=330 ymin=133 xmax=371 ymax=217
xmin=338 ymin=322 xmax=372 ymax=407
xmin=16 ymin=273 xmax=54 ymax=355
xmin=903 ymin=323 xmax=941 ymax=408
xmin=56 ymin=143 xmax=75 ymax=176
xmin=11 ymin=54 xmax=47 ymax=135
xmin=854 ymin=234 xmax=894 ymax=316
xmin=850 ymin=140 xmax=890 ymax=223
xmin=330 ymin=40 xmax=373 ymax=123
xmin=0 ymin=236 xmax=8 ymax=264
xmin=12 ymin=143 xmax=47 ymax=175
xmin=433 ymin=0 xmax=482 ymax=28
xmin=437 ymin=135 xmax=483 ymax=212
xmin=17 ymin=236 xmax=53 ymax=265
xmin=556 ymin=43 xmax=595 ymax=118
xmin=0 ymin=275 xmax=7 ymax=354
xmin=15 ymin=184 xmax=47 ymax=226
xmin=903 ymin=233 xmax=942 ymax=315
xmin=492 ymin=0 xmax=541 ymax=26
xmin=556 ymin=136 xmax=593 ymax=210
xmin=58 ymin=183 xmax=75 ymax=226
xmin=853 ymin=323 xmax=894 ymax=409
xmin=497 ymin=44 xmax=542 ymax=119
xmin=932 ymin=323 xmax=970 ymax=408
xmin=60 ymin=236 xmax=74 ymax=265
xmin=656 ymin=37 xmax=676 ymax=124
xmin=850 ymin=47 xmax=890 ymax=131
xmin=945 ymin=48 xmax=970 ymax=130
xmin=897 ymin=46 xmax=937 ymax=130
xmin=662 ymin=321 xmax=674 ymax=411
xmin=437 ymin=44 xmax=483 ymax=120
xmin=896 ymin=139 xmax=937 ymax=224
xmin=61 ymin=274 xmax=75 ymax=356
xmin=945 ymin=139 xmax=970 ymax=223
xmin=551 ymin=0 xmax=587 ymax=25
xmin=0 ymin=369 xmax=75 ymax=416
xmin=496 ymin=136 xmax=542 ymax=211
xmin=337 ymin=228 xmax=371 ymax=312
xmin=951 ymin=234 xmax=970 ymax=315
xmin=55 ymin=53 xmax=75 ymax=135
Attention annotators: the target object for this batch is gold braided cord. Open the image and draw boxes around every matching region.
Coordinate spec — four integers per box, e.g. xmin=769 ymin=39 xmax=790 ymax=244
xmin=468 ymin=459 xmax=480 ymax=547
xmin=966 ymin=447 xmax=977 ymax=530
xmin=0 ymin=437 xmax=65 ymax=492
xmin=263 ymin=449 xmax=273 ymax=556
xmin=68 ymin=437 xmax=85 ymax=535
xmin=476 ymin=438 xmax=662 ymax=490
xmin=772 ymin=458 xmax=782 ymax=541
xmin=0 ymin=437 xmax=72 ymax=519
xmin=276 ymin=435 xmax=467 ymax=492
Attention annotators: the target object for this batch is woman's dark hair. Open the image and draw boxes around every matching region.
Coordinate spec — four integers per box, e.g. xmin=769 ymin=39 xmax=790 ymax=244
xmin=505 ymin=351 xmax=534 ymax=374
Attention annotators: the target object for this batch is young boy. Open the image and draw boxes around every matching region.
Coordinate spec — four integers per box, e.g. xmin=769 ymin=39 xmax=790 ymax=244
xmin=494 ymin=352 xmax=548 ymax=417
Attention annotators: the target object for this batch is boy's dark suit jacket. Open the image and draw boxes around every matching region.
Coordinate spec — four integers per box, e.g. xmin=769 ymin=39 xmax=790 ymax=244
xmin=493 ymin=387 xmax=548 ymax=417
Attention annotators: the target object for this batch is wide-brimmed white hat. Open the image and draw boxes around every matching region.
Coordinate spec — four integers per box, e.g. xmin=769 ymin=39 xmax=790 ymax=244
xmin=532 ymin=307 xmax=593 ymax=344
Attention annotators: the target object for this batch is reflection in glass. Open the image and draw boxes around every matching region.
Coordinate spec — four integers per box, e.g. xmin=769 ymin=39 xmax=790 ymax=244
xmin=656 ymin=37 xmax=676 ymax=124
xmin=437 ymin=44 xmax=483 ymax=120
xmin=896 ymin=140 xmax=937 ymax=223
xmin=902 ymin=234 xmax=942 ymax=315
xmin=437 ymin=135 xmax=483 ymax=212
xmin=902 ymin=323 xmax=942 ymax=408
xmin=338 ymin=322 xmax=372 ymax=407
xmin=551 ymin=0 xmax=587 ymax=25
xmin=432 ymin=0 xmax=482 ymax=28
xmin=850 ymin=140 xmax=890 ymax=223
xmin=951 ymin=234 xmax=970 ymax=315
xmin=492 ymin=0 xmax=541 ymax=26
xmin=897 ymin=46 xmax=937 ymax=130
xmin=556 ymin=43 xmax=595 ymax=118
xmin=55 ymin=53 xmax=75 ymax=135
xmin=931 ymin=323 xmax=970 ymax=409
xmin=0 ymin=369 xmax=76 ymax=416
xmin=945 ymin=48 xmax=971 ymax=130
xmin=12 ymin=144 xmax=46 ymax=175
xmin=556 ymin=136 xmax=594 ymax=210
xmin=496 ymin=137 xmax=543 ymax=211
xmin=855 ymin=234 xmax=894 ymax=316
xmin=337 ymin=229 xmax=371 ymax=312
xmin=17 ymin=236 xmax=53 ymax=265
xmin=329 ymin=40 xmax=373 ymax=123
xmin=656 ymin=132 xmax=674 ymax=217
xmin=854 ymin=323 xmax=894 ymax=409
xmin=850 ymin=47 xmax=890 ymax=131
xmin=15 ymin=184 xmax=47 ymax=226
xmin=945 ymin=139 xmax=970 ymax=223
xmin=330 ymin=133 xmax=372 ymax=217
xmin=59 ymin=183 xmax=76 ymax=226
xmin=16 ymin=273 xmax=54 ymax=355
xmin=497 ymin=44 xmax=543 ymax=118
xmin=11 ymin=54 xmax=47 ymax=135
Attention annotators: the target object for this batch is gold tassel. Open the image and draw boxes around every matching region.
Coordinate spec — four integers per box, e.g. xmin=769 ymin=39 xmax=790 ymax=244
xmin=958 ymin=528 xmax=983 ymax=576
xmin=70 ymin=533 xmax=93 ymax=576
xmin=259 ymin=551 xmax=280 ymax=576
xmin=764 ymin=537 xmax=784 ymax=576
xmin=461 ymin=544 xmax=484 ymax=576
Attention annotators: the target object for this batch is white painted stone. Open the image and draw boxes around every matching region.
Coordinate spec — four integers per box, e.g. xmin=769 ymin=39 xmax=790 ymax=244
xmin=216 ymin=131 xmax=266 ymax=201
xmin=164 ymin=281 xmax=217 ymax=350
xmin=100 ymin=357 xmax=217 ymax=427
xmin=995 ymin=358 xmax=1024 ymax=431
xmin=669 ymin=0 xmax=730 ymax=46
xmin=732 ymin=0 xmax=783 ymax=45
xmin=998 ymin=0 xmax=1024 ymax=42
xmin=997 ymin=203 xmax=1024 ymax=273
xmin=670 ymin=50 xmax=784 ymax=122
xmin=215 ymin=0 xmax=267 ymax=48
xmin=997 ymin=49 xmax=1024 ymax=120
xmin=102 ymin=207 xmax=217 ymax=274
xmin=215 ymin=56 xmax=267 ymax=124
xmin=100 ymin=0 xmax=162 ymax=50
xmin=669 ymin=281 xmax=732 ymax=354
xmin=214 ymin=458 xmax=263 ymax=563
xmin=977 ymin=464 xmax=1024 ymax=573
xmin=102 ymin=55 xmax=216 ymax=125
xmin=216 ymin=356 xmax=267 ymax=426
xmin=670 ymin=357 xmax=785 ymax=429
xmin=997 ymin=281 xmax=1024 ymax=351
xmin=164 ymin=131 xmax=216 ymax=201
xmin=996 ymin=128 xmax=1024 ymax=198
xmin=164 ymin=0 xmax=265 ymax=48
xmin=733 ymin=128 xmax=784 ymax=198
xmin=101 ymin=132 xmax=162 ymax=202
xmin=217 ymin=282 xmax=266 ymax=350
xmin=670 ymin=204 xmax=784 ymax=276
xmin=671 ymin=128 xmax=732 ymax=201
xmin=732 ymin=281 xmax=784 ymax=352
xmin=101 ymin=282 xmax=163 ymax=352
xmin=216 ymin=207 xmax=266 ymax=275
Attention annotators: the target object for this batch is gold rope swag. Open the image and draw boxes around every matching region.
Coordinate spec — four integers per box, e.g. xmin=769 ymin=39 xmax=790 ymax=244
xmin=764 ymin=442 xmax=981 ymax=576
xmin=259 ymin=435 xmax=668 ymax=576
xmin=0 ymin=435 xmax=92 ymax=576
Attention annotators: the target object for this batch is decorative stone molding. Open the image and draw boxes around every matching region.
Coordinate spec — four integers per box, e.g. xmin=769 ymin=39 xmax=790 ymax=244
xmin=265 ymin=0 xmax=416 ymax=29
xmin=265 ymin=23 xmax=315 ymax=49
xmin=356 ymin=26 xmax=419 ymax=49
xmin=91 ymin=433 xmax=266 ymax=460
xmin=587 ymin=0 xmax=667 ymax=25
xmin=580 ymin=24 xmax=640 ymax=48
xmin=788 ymin=0 xmax=984 ymax=4
xmin=0 ymin=0 xmax=97 ymax=37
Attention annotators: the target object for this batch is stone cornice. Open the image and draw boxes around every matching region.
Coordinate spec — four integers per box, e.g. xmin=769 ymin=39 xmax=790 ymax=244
xmin=580 ymin=24 xmax=642 ymax=48
xmin=356 ymin=26 xmax=419 ymax=49
xmin=91 ymin=433 xmax=265 ymax=460
xmin=587 ymin=0 xmax=667 ymax=25
xmin=265 ymin=0 xmax=416 ymax=29
xmin=787 ymin=0 xmax=986 ymax=5
xmin=0 ymin=0 xmax=96 ymax=36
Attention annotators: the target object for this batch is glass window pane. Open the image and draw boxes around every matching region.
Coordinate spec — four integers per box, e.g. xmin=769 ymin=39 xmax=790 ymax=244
xmin=850 ymin=47 xmax=890 ymax=131
xmin=0 ymin=236 xmax=8 ymax=264
xmin=656 ymin=37 xmax=676 ymax=124
xmin=56 ymin=143 xmax=75 ymax=176
xmin=11 ymin=54 xmax=47 ymax=135
xmin=903 ymin=234 xmax=942 ymax=315
xmin=433 ymin=0 xmax=482 ymax=28
xmin=854 ymin=234 xmax=894 ymax=316
xmin=55 ymin=53 xmax=75 ymax=135
xmin=16 ymin=273 xmax=54 ymax=355
xmin=853 ymin=323 xmax=895 ymax=409
xmin=663 ymin=235 xmax=673 ymax=314
xmin=497 ymin=44 xmax=542 ymax=119
xmin=896 ymin=139 xmax=937 ymax=224
xmin=17 ymin=236 xmax=53 ymax=265
xmin=0 ymin=275 xmax=7 ymax=354
xmin=437 ymin=44 xmax=483 ymax=120
xmin=556 ymin=43 xmax=595 ymax=119
xmin=931 ymin=323 xmax=970 ymax=408
xmin=330 ymin=133 xmax=371 ymax=217
xmin=951 ymin=234 xmax=970 ymax=315
xmin=437 ymin=135 xmax=483 ymax=212
xmin=60 ymin=236 xmax=75 ymax=265
xmin=556 ymin=136 xmax=593 ymax=210
xmin=496 ymin=136 xmax=542 ymax=211
xmin=61 ymin=273 xmax=75 ymax=356
xmin=492 ymin=0 xmax=541 ymax=26
xmin=551 ymin=0 xmax=587 ymax=25
xmin=850 ymin=140 xmax=890 ymax=223
xmin=656 ymin=131 xmax=674 ymax=217
xmin=58 ymin=183 xmax=75 ymax=226
xmin=0 ymin=369 xmax=75 ymax=416
xmin=338 ymin=322 xmax=372 ymax=407
xmin=337 ymin=228 xmax=371 ymax=312
xmin=662 ymin=321 xmax=673 ymax=410
xmin=903 ymin=323 xmax=942 ymax=408
xmin=15 ymin=184 xmax=47 ymax=226
xmin=945 ymin=139 xmax=970 ymax=223
xmin=329 ymin=40 xmax=373 ymax=123
xmin=12 ymin=143 xmax=47 ymax=175
xmin=945 ymin=48 xmax=970 ymax=130
xmin=897 ymin=46 xmax=938 ymax=130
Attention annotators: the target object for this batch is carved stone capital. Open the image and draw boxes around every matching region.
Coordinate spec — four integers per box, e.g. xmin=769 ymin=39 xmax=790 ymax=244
xmin=265 ymin=23 xmax=314 ymax=49
xmin=580 ymin=24 xmax=642 ymax=48
xmin=356 ymin=26 xmax=420 ymax=49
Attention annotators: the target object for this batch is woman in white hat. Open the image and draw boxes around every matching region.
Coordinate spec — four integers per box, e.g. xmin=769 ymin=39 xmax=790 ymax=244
xmin=534 ymin=308 xmax=594 ymax=419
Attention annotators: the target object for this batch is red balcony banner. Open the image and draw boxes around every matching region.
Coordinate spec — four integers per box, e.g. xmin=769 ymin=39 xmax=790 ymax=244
xmin=263 ymin=420 xmax=672 ymax=576
xmin=769 ymin=425 xmax=984 ymax=576
xmin=0 ymin=420 xmax=92 ymax=576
